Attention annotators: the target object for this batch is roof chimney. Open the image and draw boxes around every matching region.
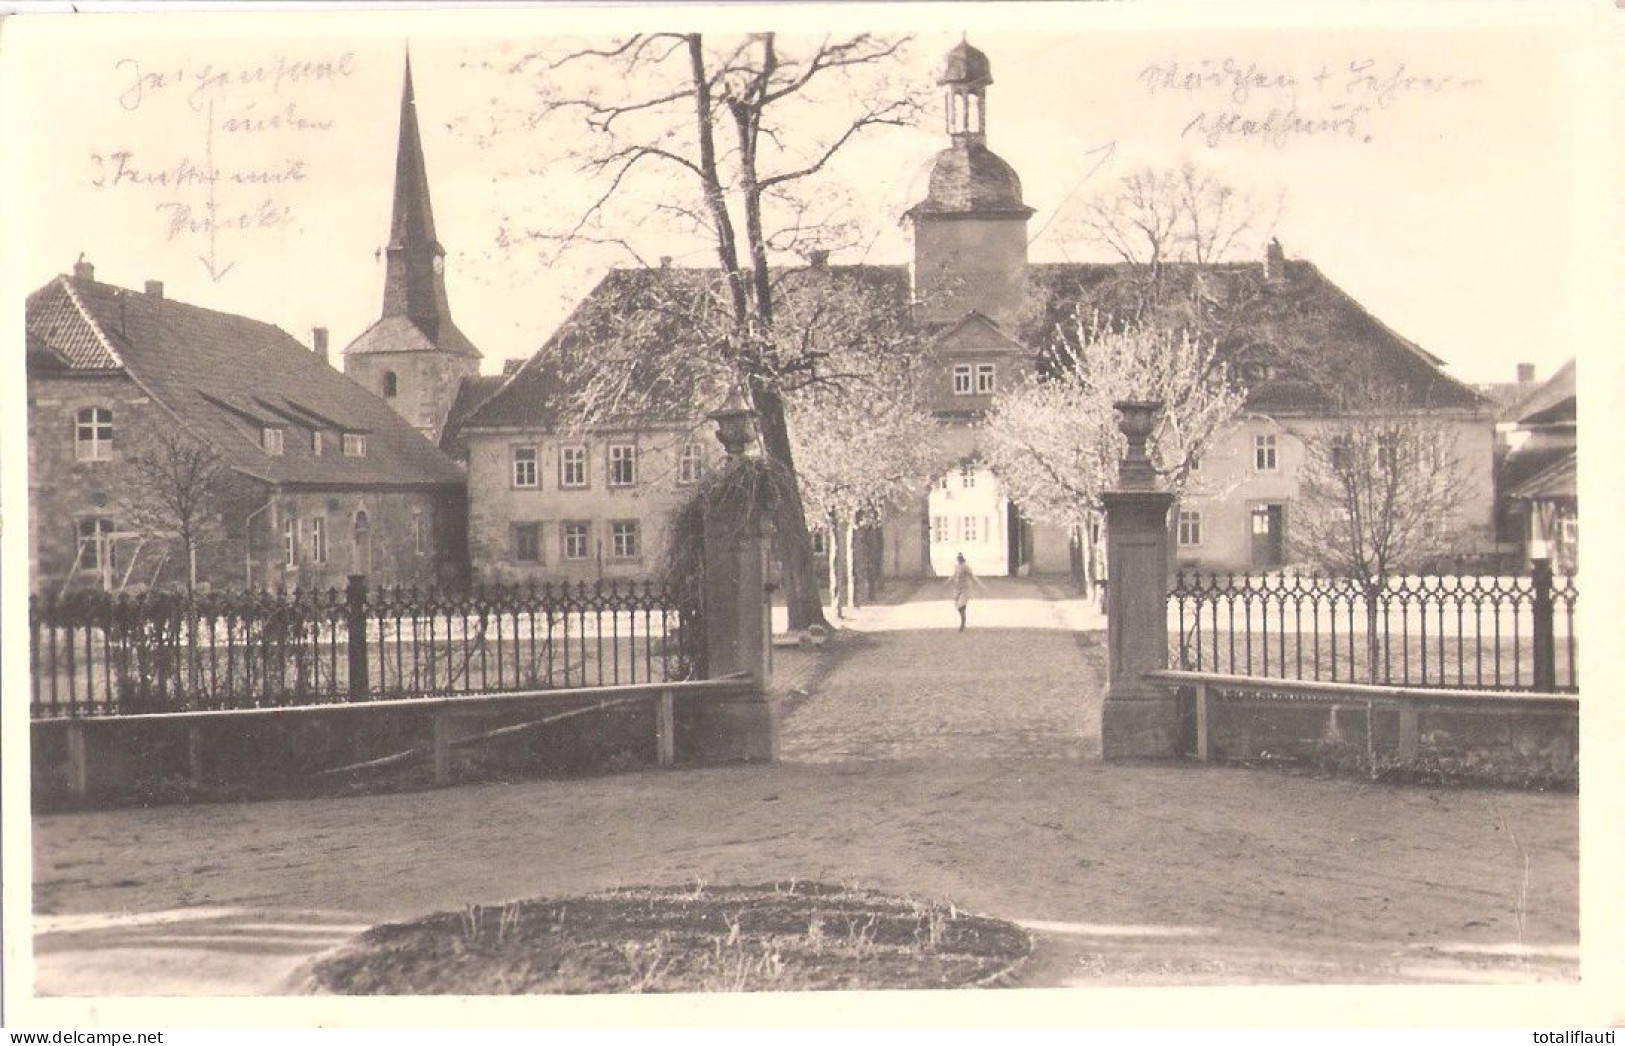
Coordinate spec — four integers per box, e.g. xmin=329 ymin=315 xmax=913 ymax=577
xmin=808 ymin=249 xmax=830 ymax=269
xmin=72 ymin=258 xmax=94 ymax=282
xmin=1516 ymin=362 xmax=1535 ymax=384
xmin=502 ymin=358 xmax=525 ymax=376
xmin=658 ymin=256 xmax=672 ymax=270
xmin=1263 ymin=238 xmax=1286 ymax=281
xmin=311 ymin=327 xmax=329 ymax=363
xmin=144 ymin=280 xmax=164 ymax=298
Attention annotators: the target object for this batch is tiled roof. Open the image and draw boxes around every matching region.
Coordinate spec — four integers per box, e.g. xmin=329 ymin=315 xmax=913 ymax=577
xmin=1507 ymin=449 xmax=1576 ymax=501
xmin=460 ymin=254 xmax=1489 ymax=436
xmin=342 ymin=313 xmax=480 ymax=359
xmin=438 ymin=373 xmax=508 ymax=458
xmin=1513 ymin=359 xmax=1575 ymax=427
xmin=25 ymin=274 xmax=464 ymax=488
xmin=907 ymin=141 xmax=1033 ymax=219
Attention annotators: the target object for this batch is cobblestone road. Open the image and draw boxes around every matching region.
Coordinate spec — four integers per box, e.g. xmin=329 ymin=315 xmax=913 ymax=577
xmin=777 ymin=575 xmax=1108 ymax=762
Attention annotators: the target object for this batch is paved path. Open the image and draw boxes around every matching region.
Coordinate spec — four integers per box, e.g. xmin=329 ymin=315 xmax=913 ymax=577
xmin=777 ymin=575 xmax=1108 ymax=762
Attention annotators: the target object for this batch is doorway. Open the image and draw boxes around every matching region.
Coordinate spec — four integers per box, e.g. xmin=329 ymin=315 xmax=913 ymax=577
xmin=1250 ymin=504 xmax=1285 ymax=568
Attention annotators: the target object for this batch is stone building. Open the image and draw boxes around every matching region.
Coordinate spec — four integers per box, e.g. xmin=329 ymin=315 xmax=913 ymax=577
xmin=25 ymin=262 xmax=467 ymax=596
xmin=341 ymin=57 xmax=483 ymax=446
xmin=1495 ymin=359 xmax=1577 ymax=571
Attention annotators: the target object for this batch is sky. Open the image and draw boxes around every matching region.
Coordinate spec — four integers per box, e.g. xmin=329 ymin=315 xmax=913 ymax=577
xmin=4 ymin=4 xmax=1606 ymax=388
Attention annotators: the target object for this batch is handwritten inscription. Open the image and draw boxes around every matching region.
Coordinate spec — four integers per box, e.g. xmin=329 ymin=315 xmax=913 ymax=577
xmin=1138 ymin=58 xmax=1484 ymax=148
xmin=91 ymin=52 xmax=356 ymax=281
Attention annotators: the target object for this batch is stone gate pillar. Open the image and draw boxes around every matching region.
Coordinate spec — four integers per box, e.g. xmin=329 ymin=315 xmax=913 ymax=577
xmin=692 ymin=388 xmax=777 ymax=762
xmin=1101 ymin=400 xmax=1178 ymax=759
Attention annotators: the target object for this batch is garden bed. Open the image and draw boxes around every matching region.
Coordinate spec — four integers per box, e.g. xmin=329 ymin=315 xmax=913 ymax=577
xmin=300 ymin=881 xmax=1031 ymax=994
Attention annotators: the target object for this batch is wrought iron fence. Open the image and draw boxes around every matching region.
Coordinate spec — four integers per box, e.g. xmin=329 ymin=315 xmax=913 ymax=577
xmin=29 ymin=576 xmax=701 ymax=719
xmin=1168 ymin=563 xmax=1577 ymax=693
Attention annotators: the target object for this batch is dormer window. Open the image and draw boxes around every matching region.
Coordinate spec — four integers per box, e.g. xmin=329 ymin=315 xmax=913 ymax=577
xmin=342 ymin=433 xmax=367 ymax=458
xmin=382 ymin=371 xmax=399 ymax=399
xmin=312 ymin=431 xmax=324 ymax=456
xmin=262 ymin=427 xmax=285 ymax=455
xmin=74 ymin=407 xmax=113 ymax=461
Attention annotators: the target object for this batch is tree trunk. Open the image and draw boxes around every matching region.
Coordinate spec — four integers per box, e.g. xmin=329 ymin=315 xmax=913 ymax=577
xmin=842 ymin=520 xmax=856 ymax=618
xmin=826 ymin=518 xmax=839 ymax=620
xmin=752 ymin=383 xmax=830 ymax=631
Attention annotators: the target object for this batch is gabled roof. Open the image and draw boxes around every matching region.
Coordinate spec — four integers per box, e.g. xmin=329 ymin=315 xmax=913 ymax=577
xmin=933 ymin=310 xmax=1030 ymax=356
xmin=458 ymin=253 xmax=1488 ymax=439
xmin=1028 ymin=259 xmax=1489 ymax=414
xmin=457 ymin=264 xmax=914 ymax=436
xmin=1507 ymin=449 xmax=1576 ymax=501
xmin=1513 ymin=358 xmax=1576 ymax=427
xmin=25 ymin=273 xmax=464 ymax=488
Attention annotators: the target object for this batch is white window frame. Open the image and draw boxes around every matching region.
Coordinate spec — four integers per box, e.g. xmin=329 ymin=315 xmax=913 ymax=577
xmin=677 ymin=443 xmax=704 ymax=486
xmin=609 ymin=519 xmax=641 ymax=559
xmin=262 ymin=427 xmax=285 ymax=456
xmin=931 ymin=516 xmax=950 ymax=543
xmin=512 ymin=446 xmax=539 ymax=489
xmin=608 ymin=443 xmax=638 ymax=488
xmin=952 ymin=364 xmax=974 ymax=395
xmin=310 ymin=517 xmax=327 ymax=564
xmin=960 ymin=465 xmax=976 ymax=489
xmin=562 ymin=521 xmax=591 ymax=561
xmin=1177 ymin=510 xmax=1203 ymax=547
xmin=1253 ymin=433 xmax=1278 ymax=472
xmin=412 ymin=510 xmax=426 ymax=556
xmin=961 ymin=515 xmax=978 ymax=542
xmin=283 ymin=516 xmax=298 ymax=567
xmin=559 ymin=445 xmax=589 ymax=489
xmin=975 ymin=363 xmax=995 ymax=394
xmin=74 ymin=407 xmax=113 ymax=462
xmin=342 ymin=433 xmax=367 ymax=458
xmin=311 ymin=431 xmax=324 ymax=456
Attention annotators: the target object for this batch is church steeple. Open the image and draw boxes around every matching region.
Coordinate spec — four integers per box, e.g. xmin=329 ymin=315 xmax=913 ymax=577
xmin=343 ymin=52 xmax=481 ymax=446
xmin=941 ymin=37 xmax=992 ymax=143
xmin=382 ymin=53 xmax=451 ymax=340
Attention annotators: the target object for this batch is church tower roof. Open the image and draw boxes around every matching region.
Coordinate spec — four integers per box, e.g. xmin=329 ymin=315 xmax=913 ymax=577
xmin=346 ymin=54 xmax=480 ymax=360
xmin=906 ymin=39 xmax=1033 ymax=221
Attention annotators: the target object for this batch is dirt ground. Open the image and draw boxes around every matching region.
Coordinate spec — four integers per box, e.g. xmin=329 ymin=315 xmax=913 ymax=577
xmin=29 ymin=576 xmax=1579 ymax=995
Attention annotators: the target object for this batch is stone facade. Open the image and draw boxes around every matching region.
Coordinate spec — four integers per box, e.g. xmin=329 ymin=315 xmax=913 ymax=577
xmin=465 ymin=428 xmax=712 ymax=583
xmin=345 ymin=348 xmax=478 ymax=443
xmin=264 ymin=486 xmax=463 ymax=592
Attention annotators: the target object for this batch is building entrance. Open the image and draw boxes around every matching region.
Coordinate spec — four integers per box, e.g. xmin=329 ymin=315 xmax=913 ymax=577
xmin=927 ymin=463 xmax=1009 ymax=577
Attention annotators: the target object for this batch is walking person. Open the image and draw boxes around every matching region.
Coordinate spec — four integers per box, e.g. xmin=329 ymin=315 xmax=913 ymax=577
xmin=947 ymin=552 xmax=985 ymax=632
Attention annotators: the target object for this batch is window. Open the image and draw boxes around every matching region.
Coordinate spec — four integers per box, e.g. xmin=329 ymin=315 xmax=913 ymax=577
xmin=382 ymin=371 xmax=398 ymax=399
xmin=262 ymin=427 xmax=285 ymax=455
xmin=975 ymin=363 xmax=995 ymax=394
xmin=961 ymin=516 xmax=978 ymax=542
xmin=76 ymin=518 xmax=116 ymax=575
xmin=562 ymin=521 xmax=590 ymax=561
xmin=342 ymin=433 xmax=367 ymax=457
xmin=1253 ymin=433 xmax=1278 ymax=472
xmin=310 ymin=517 xmax=327 ymax=564
xmin=283 ymin=516 xmax=298 ymax=567
xmin=932 ymin=516 xmax=950 ymax=543
xmin=952 ymin=364 xmax=973 ymax=395
xmin=512 ymin=446 xmax=539 ymax=488
xmin=559 ymin=445 xmax=588 ymax=489
xmin=1251 ymin=508 xmax=1273 ymax=536
xmin=608 ymin=444 xmax=638 ymax=487
xmin=412 ymin=510 xmax=426 ymax=556
xmin=1178 ymin=510 xmax=1202 ymax=547
xmin=311 ymin=431 xmax=324 ymax=456
xmin=960 ymin=465 xmax=976 ymax=489
xmin=610 ymin=520 xmax=640 ymax=559
xmin=513 ymin=522 xmax=542 ymax=563
xmin=810 ymin=529 xmax=828 ymax=558
xmin=938 ymin=475 xmax=950 ymax=491
xmin=74 ymin=407 xmax=113 ymax=461
xmin=678 ymin=444 xmax=705 ymax=485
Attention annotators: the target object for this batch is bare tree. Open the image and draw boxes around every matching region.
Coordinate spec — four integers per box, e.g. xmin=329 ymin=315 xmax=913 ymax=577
xmin=122 ymin=427 xmax=229 ymax=595
xmin=468 ymin=33 xmax=925 ymax=630
xmin=1289 ymin=381 xmax=1473 ymax=681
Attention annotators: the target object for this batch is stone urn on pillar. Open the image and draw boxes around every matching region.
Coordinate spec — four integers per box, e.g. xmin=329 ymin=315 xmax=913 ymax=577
xmin=692 ymin=384 xmax=778 ymax=763
xmin=1100 ymin=400 xmax=1179 ymax=760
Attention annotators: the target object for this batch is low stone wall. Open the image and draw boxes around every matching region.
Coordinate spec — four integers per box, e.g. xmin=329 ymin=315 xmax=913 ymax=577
xmin=1170 ymin=686 xmax=1577 ymax=787
xmin=32 ymin=681 xmax=775 ymax=809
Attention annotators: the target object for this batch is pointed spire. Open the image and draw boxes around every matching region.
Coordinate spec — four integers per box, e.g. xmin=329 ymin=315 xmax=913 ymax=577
xmin=382 ymin=50 xmax=448 ymax=336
